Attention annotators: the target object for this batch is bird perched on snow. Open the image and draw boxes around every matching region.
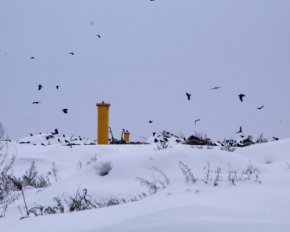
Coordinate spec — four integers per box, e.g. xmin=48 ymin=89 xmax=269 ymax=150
xmin=32 ymin=101 xmax=40 ymax=104
xmin=257 ymin=105 xmax=264 ymax=110
xmin=38 ymin=84 xmax=43 ymax=91
xmin=30 ymin=56 xmax=35 ymax=60
xmin=68 ymin=52 xmax=75 ymax=55
xmin=185 ymin=92 xmax=191 ymax=101
xmin=56 ymin=85 xmax=60 ymax=90
xmin=96 ymin=34 xmax=101 ymax=38
xmin=62 ymin=109 xmax=68 ymax=114
xmin=238 ymin=94 xmax=246 ymax=102
xmin=236 ymin=126 xmax=242 ymax=134
xmin=149 ymin=120 xmax=153 ymax=123
xmin=153 ymin=132 xmax=156 ymax=136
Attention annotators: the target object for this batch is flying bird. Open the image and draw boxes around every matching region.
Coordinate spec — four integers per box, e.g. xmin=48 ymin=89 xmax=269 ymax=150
xmin=238 ymin=94 xmax=246 ymax=102
xmin=38 ymin=84 xmax=43 ymax=91
xmin=194 ymin=119 xmax=201 ymax=126
xmin=68 ymin=52 xmax=75 ymax=55
xmin=236 ymin=126 xmax=242 ymax=134
xmin=149 ymin=120 xmax=153 ymax=123
xmin=211 ymin=86 xmax=221 ymax=90
xmin=257 ymin=105 xmax=264 ymax=110
xmin=32 ymin=101 xmax=40 ymax=104
xmin=186 ymin=92 xmax=191 ymax=101
xmin=62 ymin=109 xmax=68 ymax=114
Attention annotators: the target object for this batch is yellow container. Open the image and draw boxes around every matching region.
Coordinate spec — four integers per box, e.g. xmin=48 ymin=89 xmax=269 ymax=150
xmin=123 ymin=131 xmax=130 ymax=143
xmin=96 ymin=101 xmax=110 ymax=144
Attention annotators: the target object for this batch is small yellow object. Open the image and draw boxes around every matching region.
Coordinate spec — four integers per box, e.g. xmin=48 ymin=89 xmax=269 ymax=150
xmin=96 ymin=101 xmax=110 ymax=144
xmin=123 ymin=131 xmax=130 ymax=143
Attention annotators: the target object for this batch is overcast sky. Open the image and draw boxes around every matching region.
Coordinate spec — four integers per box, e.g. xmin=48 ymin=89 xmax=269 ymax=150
xmin=1 ymin=0 xmax=290 ymax=141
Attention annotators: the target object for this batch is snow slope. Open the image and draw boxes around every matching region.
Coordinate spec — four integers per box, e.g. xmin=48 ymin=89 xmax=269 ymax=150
xmin=1 ymin=137 xmax=290 ymax=231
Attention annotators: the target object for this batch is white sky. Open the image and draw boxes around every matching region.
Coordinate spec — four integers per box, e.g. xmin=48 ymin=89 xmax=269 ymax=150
xmin=1 ymin=0 xmax=290 ymax=141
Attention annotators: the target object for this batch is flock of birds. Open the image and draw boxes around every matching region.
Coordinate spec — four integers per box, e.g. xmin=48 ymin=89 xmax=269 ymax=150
xmin=148 ymin=86 xmax=266 ymax=139
xmin=32 ymin=84 xmax=68 ymax=114
xmin=30 ymin=34 xmax=102 ymax=114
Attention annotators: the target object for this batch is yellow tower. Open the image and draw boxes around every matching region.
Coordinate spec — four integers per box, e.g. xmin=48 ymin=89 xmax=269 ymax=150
xmin=123 ymin=131 xmax=130 ymax=143
xmin=97 ymin=101 xmax=110 ymax=144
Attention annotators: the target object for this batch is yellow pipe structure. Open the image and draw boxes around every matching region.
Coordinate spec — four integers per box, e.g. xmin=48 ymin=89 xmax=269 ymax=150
xmin=96 ymin=101 xmax=110 ymax=144
xmin=123 ymin=131 xmax=130 ymax=143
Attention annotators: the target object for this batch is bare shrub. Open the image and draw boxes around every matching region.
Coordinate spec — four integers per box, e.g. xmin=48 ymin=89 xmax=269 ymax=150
xmin=0 ymin=124 xmax=19 ymax=217
xmin=22 ymin=161 xmax=51 ymax=188
xmin=213 ymin=167 xmax=222 ymax=186
xmin=241 ymin=164 xmax=261 ymax=183
xmin=220 ymin=139 xmax=236 ymax=152
xmin=179 ymin=161 xmax=197 ymax=184
xmin=136 ymin=177 xmax=159 ymax=194
xmin=66 ymin=188 xmax=96 ymax=212
xmin=137 ymin=167 xmax=169 ymax=194
xmin=202 ymin=162 xmax=212 ymax=184
xmin=256 ymin=133 xmax=268 ymax=144
xmin=151 ymin=167 xmax=170 ymax=187
xmin=86 ymin=155 xmax=98 ymax=166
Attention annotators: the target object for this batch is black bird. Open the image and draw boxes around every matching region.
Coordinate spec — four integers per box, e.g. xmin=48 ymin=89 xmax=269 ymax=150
xmin=186 ymin=92 xmax=191 ymax=101
xmin=30 ymin=133 xmax=33 ymax=136
xmin=41 ymin=143 xmax=46 ymax=146
xmin=32 ymin=101 xmax=40 ymax=104
xmin=154 ymin=138 xmax=158 ymax=143
xmin=238 ymin=94 xmax=246 ymax=102
xmin=153 ymin=132 xmax=156 ymax=136
xmin=96 ymin=34 xmax=101 ymax=38
xmin=54 ymin=128 xmax=59 ymax=134
xmin=56 ymin=85 xmax=60 ymax=90
xmin=149 ymin=120 xmax=153 ymax=123
xmin=30 ymin=56 xmax=35 ymax=60
xmin=58 ymin=138 xmax=61 ymax=143
xmin=62 ymin=109 xmax=68 ymax=114
xmin=240 ymin=135 xmax=245 ymax=138
xmin=273 ymin=137 xmax=279 ymax=141
xmin=211 ymin=86 xmax=221 ymax=90
xmin=236 ymin=126 xmax=242 ymax=134
xmin=38 ymin=84 xmax=43 ymax=91
xmin=257 ymin=105 xmax=264 ymax=110
xmin=68 ymin=52 xmax=75 ymax=55
xmin=194 ymin=119 xmax=201 ymax=126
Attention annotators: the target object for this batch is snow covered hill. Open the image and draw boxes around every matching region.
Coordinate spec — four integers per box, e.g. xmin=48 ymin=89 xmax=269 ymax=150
xmin=1 ymin=137 xmax=290 ymax=232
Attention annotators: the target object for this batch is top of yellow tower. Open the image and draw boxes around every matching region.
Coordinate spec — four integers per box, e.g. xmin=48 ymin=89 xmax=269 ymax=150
xmin=96 ymin=101 xmax=110 ymax=107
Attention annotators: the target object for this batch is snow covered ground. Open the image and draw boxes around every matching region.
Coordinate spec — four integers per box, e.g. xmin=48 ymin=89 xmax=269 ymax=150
xmin=1 ymin=136 xmax=290 ymax=232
